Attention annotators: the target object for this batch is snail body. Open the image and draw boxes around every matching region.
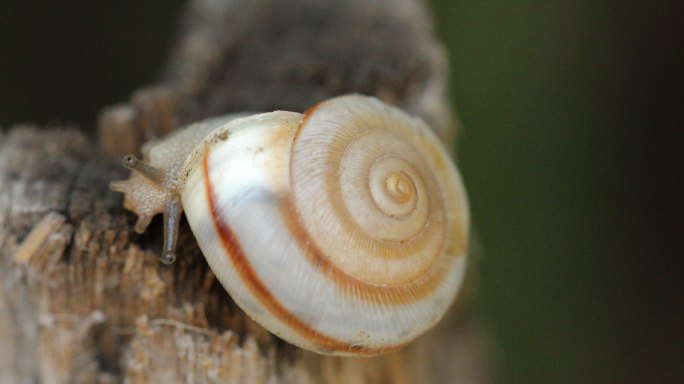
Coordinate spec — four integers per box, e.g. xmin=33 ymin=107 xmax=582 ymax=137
xmin=111 ymin=95 xmax=469 ymax=356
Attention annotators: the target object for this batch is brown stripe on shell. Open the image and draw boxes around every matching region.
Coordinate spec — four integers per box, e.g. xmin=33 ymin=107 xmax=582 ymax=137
xmin=202 ymin=149 xmax=404 ymax=355
xmin=278 ymin=195 xmax=454 ymax=305
xmin=301 ymin=99 xmax=324 ymax=126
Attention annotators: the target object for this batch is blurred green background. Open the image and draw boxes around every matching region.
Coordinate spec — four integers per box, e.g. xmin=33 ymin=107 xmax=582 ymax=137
xmin=0 ymin=1 xmax=680 ymax=383
xmin=431 ymin=2 xmax=680 ymax=383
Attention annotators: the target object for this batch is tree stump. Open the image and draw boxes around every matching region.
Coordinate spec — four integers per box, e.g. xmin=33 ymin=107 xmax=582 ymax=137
xmin=0 ymin=1 xmax=490 ymax=382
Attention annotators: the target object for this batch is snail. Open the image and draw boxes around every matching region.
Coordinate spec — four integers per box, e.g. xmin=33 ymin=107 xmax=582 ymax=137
xmin=110 ymin=94 xmax=469 ymax=356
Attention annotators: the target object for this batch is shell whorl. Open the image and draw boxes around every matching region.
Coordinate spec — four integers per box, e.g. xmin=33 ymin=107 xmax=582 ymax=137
xmin=292 ymin=97 xmax=452 ymax=285
xmin=179 ymin=95 xmax=469 ymax=355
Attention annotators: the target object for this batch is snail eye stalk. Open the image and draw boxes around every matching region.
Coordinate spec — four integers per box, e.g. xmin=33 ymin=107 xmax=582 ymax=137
xmin=122 ymin=154 xmax=166 ymax=185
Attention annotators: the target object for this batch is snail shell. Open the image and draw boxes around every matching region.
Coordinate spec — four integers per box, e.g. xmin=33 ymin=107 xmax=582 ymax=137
xmin=111 ymin=95 xmax=469 ymax=356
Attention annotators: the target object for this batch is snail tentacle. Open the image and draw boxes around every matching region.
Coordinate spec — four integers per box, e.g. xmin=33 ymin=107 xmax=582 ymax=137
xmin=121 ymin=154 xmax=166 ymax=185
xmin=162 ymin=198 xmax=182 ymax=264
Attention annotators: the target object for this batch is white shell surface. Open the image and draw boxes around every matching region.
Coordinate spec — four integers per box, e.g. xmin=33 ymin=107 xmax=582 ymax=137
xmin=179 ymin=96 xmax=469 ymax=355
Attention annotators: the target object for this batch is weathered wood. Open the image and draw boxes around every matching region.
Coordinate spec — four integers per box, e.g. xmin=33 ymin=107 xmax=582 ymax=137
xmin=1 ymin=0 xmax=490 ymax=382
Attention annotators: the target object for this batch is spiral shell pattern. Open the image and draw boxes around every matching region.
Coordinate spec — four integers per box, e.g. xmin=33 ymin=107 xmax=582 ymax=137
xmin=180 ymin=95 xmax=469 ymax=355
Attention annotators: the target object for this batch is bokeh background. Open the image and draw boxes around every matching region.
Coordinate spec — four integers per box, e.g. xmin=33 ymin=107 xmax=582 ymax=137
xmin=1 ymin=1 xmax=680 ymax=383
